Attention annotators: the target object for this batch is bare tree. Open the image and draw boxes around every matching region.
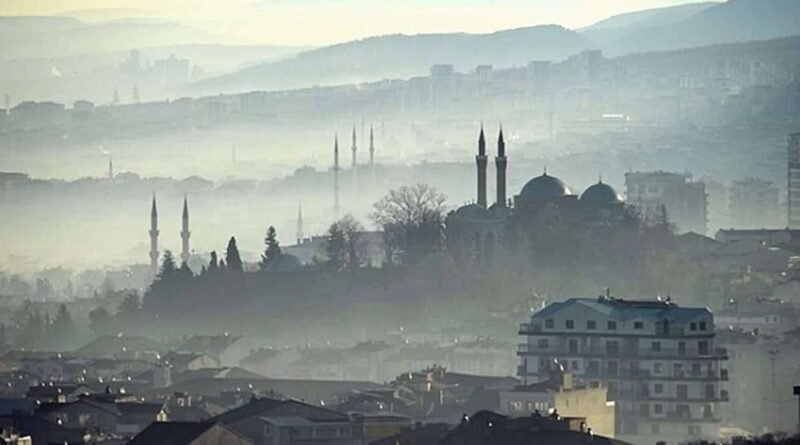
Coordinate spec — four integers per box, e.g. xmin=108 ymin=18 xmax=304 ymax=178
xmin=372 ymin=184 xmax=446 ymax=265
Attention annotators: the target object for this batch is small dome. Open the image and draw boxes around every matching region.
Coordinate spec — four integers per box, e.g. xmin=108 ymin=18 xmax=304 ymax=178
xmin=519 ymin=173 xmax=571 ymax=200
xmin=580 ymin=181 xmax=622 ymax=205
xmin=452 ymin=203 xmax=493 ymax=220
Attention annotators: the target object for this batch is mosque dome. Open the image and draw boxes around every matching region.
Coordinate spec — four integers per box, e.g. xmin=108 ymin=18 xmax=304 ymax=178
xmin=580 ymin=180 xmax=622 ymax=205
xmin=452 ymin=203 xmax=494 ymax=220
xmin=519 ymin=173 xmax=571 ymax=200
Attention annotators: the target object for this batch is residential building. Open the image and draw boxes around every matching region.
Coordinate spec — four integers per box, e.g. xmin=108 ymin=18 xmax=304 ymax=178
xmin=126 ymin=421 xmax=253 ymax=445
xmin=211 ymin=397 xmax=362 ymax=445
xmin=499 ymin=370 xmax=616 ymax=438
xmin=788 ymin=133 xmax=800 ymax=228
xmin=517 ymin=296 xmax=728 ymax=445
xmin=729 ymin=178 xmax=780 ymax=229
xmin=625 ymin=171 xmax=708 ymax=235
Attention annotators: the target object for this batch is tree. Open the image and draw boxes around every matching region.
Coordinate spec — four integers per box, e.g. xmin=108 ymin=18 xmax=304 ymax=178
xmin=372 ymin=184 xmax=446 ymax=265
xmin=158 ymin=250 xmax=178 ymax=281
xmin=88 ymin=307 xmax=113 ymax=336
xmin=49 ymin=304 xmax=76 ymax=348
xmin=325 ymin=222 xmax=347 ymax=271
xmin=118 ymin=292 xmax=141 ymax=315
xmin=225 ymin=237 xmax=244 ymax=273
xmin=260 ymin=226 xmax=282 ymax=270
xmin=323 ymin=215 xmax=365 ymax=271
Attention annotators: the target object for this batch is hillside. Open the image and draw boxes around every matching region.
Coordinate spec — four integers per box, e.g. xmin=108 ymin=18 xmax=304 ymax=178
xmin=0 ymin=16 xmax=221 ymax=59
xmin=186 ymin=25 xmax=592 ymax=95
xmin=592 ymin=0 xmax=800 ymax=55
xmin=580 ymin=2 xmax=718 ymax=47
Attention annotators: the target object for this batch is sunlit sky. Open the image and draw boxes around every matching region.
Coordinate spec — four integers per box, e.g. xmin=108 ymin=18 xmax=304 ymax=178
xmin=0 ymin=0 xmax=712 ymax=45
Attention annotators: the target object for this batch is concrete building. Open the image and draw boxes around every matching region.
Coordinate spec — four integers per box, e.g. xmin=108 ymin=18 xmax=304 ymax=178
xmin=499 ymin=371 xmax=616 ymax=438
xmin=625 ymin=171 xmax=708 ymax=235
xmin=517 ymin=296 xmax=728 ymax=445
xmin=729 ymin=178 xmax=780 ymax=229
xmin=788 ymin=133 xmax=800 ymax=228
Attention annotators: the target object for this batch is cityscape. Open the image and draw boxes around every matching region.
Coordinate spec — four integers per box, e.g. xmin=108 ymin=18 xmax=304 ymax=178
xmin=1 ymin=1 xmax=800 ymax=444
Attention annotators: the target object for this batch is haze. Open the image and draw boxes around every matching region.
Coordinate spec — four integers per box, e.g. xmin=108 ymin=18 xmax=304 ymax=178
xmin=1 ymin=0 xmax=708 ymax=45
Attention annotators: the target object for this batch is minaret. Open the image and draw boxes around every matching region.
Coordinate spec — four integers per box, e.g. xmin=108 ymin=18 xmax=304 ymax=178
xmin=333 ymin=135 xmax=341 ymax=220
xmin=496 ymin=126 xmax=508 ymax=208
xmin=297 ymin=203 xmax=304 ymax=245
xmin=181 ymin=194 xmax=190 ymax=264
xmin=351 ymin=126 xmax=358 ymax=197
xmin=369 ymin=125 xmax=376 ymax=189
xmin=149 ymin=194 xmax=159 ymax=275
xmin=476 ymin=125 xmax=488 ymax=208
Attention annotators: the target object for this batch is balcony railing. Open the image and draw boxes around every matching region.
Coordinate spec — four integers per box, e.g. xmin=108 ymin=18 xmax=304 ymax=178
xmin=517 ymin=344 xmax=728 ymax=361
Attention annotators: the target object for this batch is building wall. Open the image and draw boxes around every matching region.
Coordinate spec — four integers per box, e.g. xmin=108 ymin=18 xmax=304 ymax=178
xmin=555 ymin=386 xmax=615 ymax=438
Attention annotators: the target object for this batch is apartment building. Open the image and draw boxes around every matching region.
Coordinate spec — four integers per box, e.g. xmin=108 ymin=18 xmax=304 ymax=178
xmin=517 ymin=296 xmax=728 ymax=445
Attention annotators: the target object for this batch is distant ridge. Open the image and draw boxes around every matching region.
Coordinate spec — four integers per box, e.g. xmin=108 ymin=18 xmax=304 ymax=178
xmin=186 ymin=25 xmax=593 ymax=95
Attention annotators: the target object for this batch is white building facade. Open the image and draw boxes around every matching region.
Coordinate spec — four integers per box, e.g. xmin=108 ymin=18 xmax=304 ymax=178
xmin=517 ymin=297 xmax=728 ymax=445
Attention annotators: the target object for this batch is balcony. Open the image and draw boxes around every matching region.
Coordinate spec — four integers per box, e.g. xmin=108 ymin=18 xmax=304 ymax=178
xmin=516 ymin=344 xmax=729 ymax=362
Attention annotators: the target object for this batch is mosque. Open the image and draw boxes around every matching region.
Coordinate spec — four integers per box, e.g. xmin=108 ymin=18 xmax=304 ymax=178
xmin=446 ymin=127 xmax=631 ymax=263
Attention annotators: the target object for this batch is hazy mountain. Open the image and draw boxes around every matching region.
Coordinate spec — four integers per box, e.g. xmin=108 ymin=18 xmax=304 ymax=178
xmin=580 ymin=2 xmax=718 ymax=46
xmin=587 ymin=0 xmax=800 ymax=55
xmin=185 ymin=25 xmax=593 ymax=95
xmin=0 ymin=43 xmax=309 ymax=104
xmin=0 ymin=16 xmax=222 ymax=59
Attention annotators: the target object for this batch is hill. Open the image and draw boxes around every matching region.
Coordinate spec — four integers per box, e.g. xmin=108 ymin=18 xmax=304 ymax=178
xmin=580 ymin=2 xmax=718 ymax=48
xmin=185 ymin=25 xmax=593 ymax=95
xmin=0 ymin=16 xmax=221 ymax=59
xmin=588 ymin=0 xmax=800 ymax=55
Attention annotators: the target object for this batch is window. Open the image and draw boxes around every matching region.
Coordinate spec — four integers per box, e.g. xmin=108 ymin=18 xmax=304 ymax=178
xmin=677 ymin=384 xmax=688 ymax=400
xmin=588 ymin=361 xmax=600 ymax=373
xmin=608 ymin=361 xmax=618 ymax=376
xmin=538 ymin=339 xmax=549 ymax=349
xmin=587 ymin=320 xmax=596 ymax=330
xmin=698 ymin=340 xmax=709 ymax=355
xmin=690 ymin=322 xmax=697 ymax=331
xmin=607 ymin=381 xmax=617 ymax=397
xmin=654 ymin=403 xmax=663 ymax=414
xmin=699 ymin=321 xmax=707 ymax=331
xmin=607 ymin=321 xmax=617 ymax=330
xmin=545 ymin=319 xmax=554 ymax=329
xmin=674 ymin=363 xmax=684 ymax=377
xmin=606 ymin=340 xmax=619 ymax=355
xmin=678 ymin=341 xmax=686 ymax=356
xmin=569 ymin=339 xmax=578 ymax=354
xmin=692 ymin=363 xmax=701 ymax=376
xmin=652 ymin=341 xmax=661 ymax=352
xmin=654 ymin=383 xmax=663 ymax=394
xmin=571 ymin=360 xmax=580 ymax=371
xmin=634 ymin=321 xmax=644 ymax=330
xmin=654 ymin=362 xmax=664 ymax=374
xmin=566 ymin=320 xmax=575 ymax=329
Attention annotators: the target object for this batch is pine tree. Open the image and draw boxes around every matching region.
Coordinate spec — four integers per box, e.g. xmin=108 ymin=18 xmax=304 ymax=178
xmin=260 ymin=226 xmax=282 ymax=270
xmin=208 ymin=251 xmax=218 ymax=271
xmin=226 ymin=237 xmax=244 ymax=273
xmin=158 ymin=250 xmax=177 ymax=280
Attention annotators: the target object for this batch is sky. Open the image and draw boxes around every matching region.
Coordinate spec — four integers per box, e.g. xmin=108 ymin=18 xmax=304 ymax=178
xmin=0 ymin=0 xmax=713 ymax=45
